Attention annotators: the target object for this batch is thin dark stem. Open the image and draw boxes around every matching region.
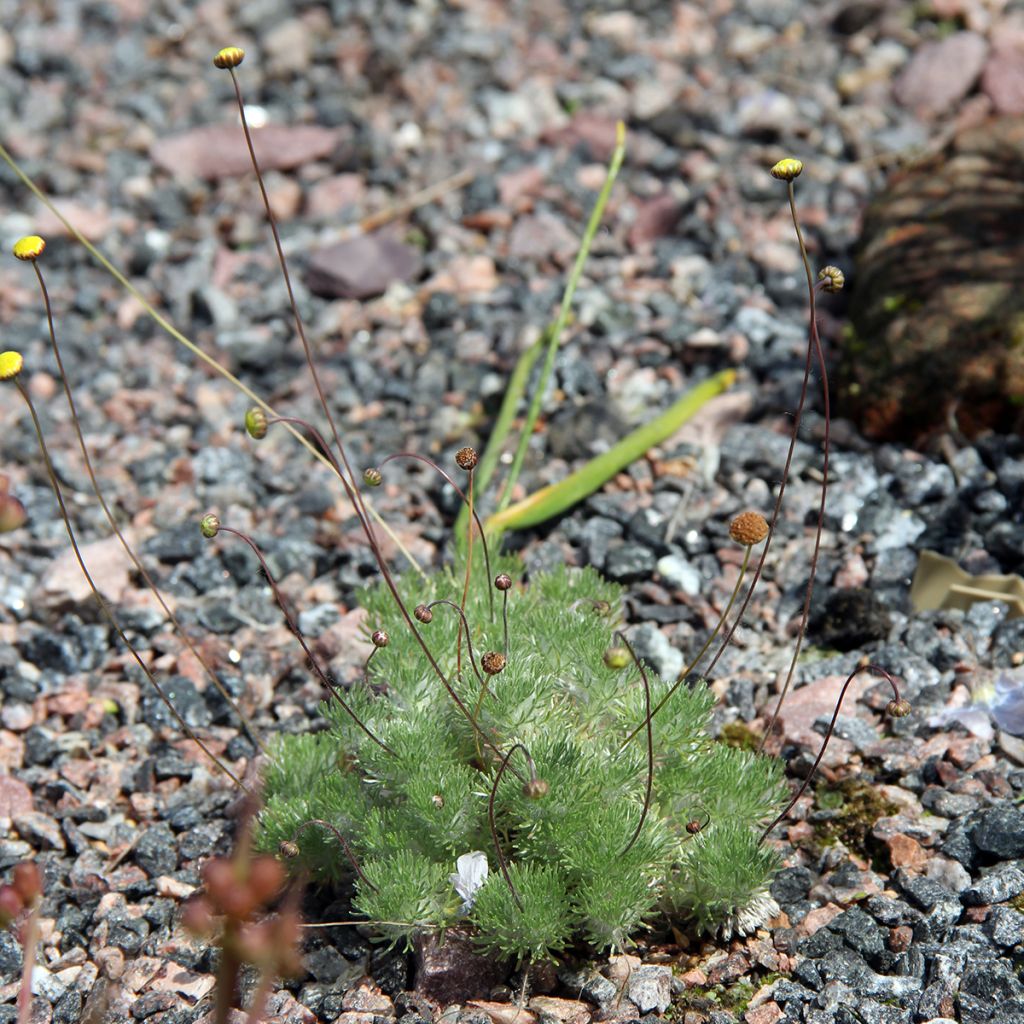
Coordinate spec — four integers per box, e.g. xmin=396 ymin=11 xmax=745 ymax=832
xmin=501 ymin=589 xmax=510 ymax=658
xmin=755 ymin=182 xmax=830 ymax=757
xmin=619 ymin=545 xmax=752 ymax=751
xmin=227 ymin=71 xmax=353 ymax=491
xmin=614 ymin=632 xmax=654 ymax=856
xmin=489 ymin=743 xmax=537 ymax=910
xmin=261 ymin=426 xmax=501 ymax=757
xmin=31 ymin=262 xmax=266 ymax=754
xmin=425 ymin=599 xmax=487 ymax=688
xmin=758 ymin=663 xmax=903 ymax=845
xmin=379 ymin=452 xmax=494 ymax=620
xmin=15 ymin=380 xmax=247 ymax=791
xmin=215 ymin=525 xmax=395 ymax=756
xmin=457 ymin=469 xmax=475 ymax=672
xmin=290 ymin=819 xmax=377 ymax=892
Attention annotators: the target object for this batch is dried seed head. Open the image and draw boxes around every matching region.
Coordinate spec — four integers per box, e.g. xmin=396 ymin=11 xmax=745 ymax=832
xmin=371 ymin=629 xmax=389 ymax=649
xmin=817 ymin=266 xmax=845 ymax=293
xmin=279 ymin=841 xmax=300 ymax=859
xmin=770 ymin=157 xmax=803 ymax=182
xmin=454 ymin=446 xmax=478 ymax=471
xmin=729 ymin=511 xmax=769 ymax=547
xmin=603 ymin=646 xmax=630 ymax=670
xmin=414 ymin=604 xmax=433 ymax=624
xmin=12 ymin=235 xmax=45 ymax=261
xmin=523 ymin=778 xmax=549 ymax=800
xmin=481 ymin=651 xmax=506 ymax=676
xmin=494 ymin=572 xmax=513 ymax=591
xmin=199 ymin=513 xmax=221 ymax=539
xmin=213 ymin=46 xmax=245 ymax=69
xmin=431 ymin=793 xmax=444 ymax=809
xmin=10 ymin=862 xmax=42 ymax=904
xmin=686 ymin=818 xmax=704 ymax=835
xmin=363 ymin=467 xmax=383 ymax=487
xmin=0 ymin=493 xmax=27 ymax=534
xmin=244 ymin=407 xmax=268 ymax=440
xmin=886 ymin=698 xmax=912 ymax=718
xmin=0 ymin=351 xmax=24 ymax=381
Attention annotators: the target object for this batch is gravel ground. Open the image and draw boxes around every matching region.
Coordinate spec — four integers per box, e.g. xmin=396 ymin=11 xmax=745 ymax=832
xmin=3 ymin=2 xmax=1024 ymax=1023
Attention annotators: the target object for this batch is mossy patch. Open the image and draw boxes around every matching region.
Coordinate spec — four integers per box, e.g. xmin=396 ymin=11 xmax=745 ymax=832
xmin=816 ymin=778 xmax=899 ymax=852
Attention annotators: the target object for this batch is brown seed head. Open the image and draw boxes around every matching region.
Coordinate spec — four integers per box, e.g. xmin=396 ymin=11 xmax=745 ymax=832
xmin=523 ymin=777 xmax=550 ymax=800
xmin=414 ymin=604 xmax=433 ymax=624
xmin=10 ymin=862 xmax=41 ymax=904
xmin=454 ymin=446 xmax=478 ymax=471
xmin=371 ymin=629 xmax=389 ymax=649
xmin=494 ymin=572 xmax=513 ymax=591
xmin=686 ymin=818 xmax=704 ymax=835
xmin=886 ymin=698 xmax=912 ymax=719
xmin=279 ymin=841 xmax=300 ymax=859
xmin=481 ymin=651 xmax=506 ymax=676
xmin=729 ymin=511 xmax=769 ymax=547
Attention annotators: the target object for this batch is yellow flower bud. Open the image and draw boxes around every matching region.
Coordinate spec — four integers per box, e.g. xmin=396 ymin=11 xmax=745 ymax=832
xmin=0 ymin=351 xmax=24 ymax=380
xmin=12 ymin=236 xmax=45 ymax=261
xmin=213 ymin=46 xmax=245 ymax=70
xmin=770 ymin=158 xmax=803 ymax=182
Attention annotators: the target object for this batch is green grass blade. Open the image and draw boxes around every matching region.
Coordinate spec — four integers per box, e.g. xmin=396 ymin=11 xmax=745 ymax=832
xmin=484 ymin=368 xmax=736 ymax=536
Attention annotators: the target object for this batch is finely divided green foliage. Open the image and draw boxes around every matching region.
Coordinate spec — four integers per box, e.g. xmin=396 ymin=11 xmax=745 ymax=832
xmin=257 ymin=558 xmax=787 ymax=962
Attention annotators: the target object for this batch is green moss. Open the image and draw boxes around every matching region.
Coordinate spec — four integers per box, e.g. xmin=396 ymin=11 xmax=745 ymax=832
xmin=816 ymin=778 xmax=898 ymax=851
xmin=718 ymin=721 xmax=761 ymax=752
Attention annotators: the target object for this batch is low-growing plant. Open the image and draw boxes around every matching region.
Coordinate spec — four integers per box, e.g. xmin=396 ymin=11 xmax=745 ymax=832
xmin=0 ymin=43 xmax=912 ymax=996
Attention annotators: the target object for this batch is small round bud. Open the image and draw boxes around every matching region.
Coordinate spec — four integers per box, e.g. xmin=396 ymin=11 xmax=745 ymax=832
xmin=244 ymin=407 xmax=268 ymax=440
xmin=199 ymin=513 xmax=221 ymax=539
xmin=817 ymin=266 xmax=845 ymax=293
xmin=523 ymin=778 xmax=549 ymax=800
xmin=431 ymin=793 xmax=445 ymax=809
xmin=494 ymin=573 xmax=513 ymax=591
xmin=363 ymin=467 xmax=383 ymax=487
xmin=371 ymin=629 xmax=389 ymax=649
xmin=181 ymin=896 xmax=216 ymax=937
xmin=0 ymin=351 xmax=24 ymax=381
xmin=0 ymin=886 xmax=22 ymax=925
xmin=213 ymin=46 xmax=245 ymax=69
xmin=246 ymin=856 xmax=285 ymax=905
xmin=414 ymin=604 xmax=433 ymax=624
xmin=686 ymin=819 xmax=704 ymax=835
xmin=0 ymin=493 xmax=27 ymax=534
xmin=729 ymin=511 xmax=769 ymax=547
xmin=886 ymin=698 xmax=912 ymax=719
xmin=603 ymin=646 xmax=630 ymax=670
xmin=481 ymin=651 xmax=506 ymax=676
xmin=12 ymin=236 xmax=45 ymax=262
xmin=10 ymin=862 xmax=42 ymax=904
xmin=454 ymin=446 xmax=478 ymax=471
xmin=279 ymin=841 xmax=300 ymax=859
xmin=770 ymin=158 xmax=803 ymax=182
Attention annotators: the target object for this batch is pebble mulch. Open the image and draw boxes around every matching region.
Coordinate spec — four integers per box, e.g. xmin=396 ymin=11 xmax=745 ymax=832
xmin=2 ymin=1 xmax=1024 ymax=1023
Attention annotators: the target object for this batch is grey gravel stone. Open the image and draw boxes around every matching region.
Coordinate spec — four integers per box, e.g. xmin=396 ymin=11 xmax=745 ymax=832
xmin=626 ymin=964 xmax=671 ymax=1014
xmin=973 ymin=805 xmax=1024 ymax=859
xmin=962 ymin=864 xmax=1024 ymax=906
xmin=985 ymin=905 xmax=1024 ymax=946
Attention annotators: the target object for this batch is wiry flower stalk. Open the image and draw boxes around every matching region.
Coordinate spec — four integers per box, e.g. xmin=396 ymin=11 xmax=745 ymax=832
xmin=11 ymin=236 xmax=265 ymax=754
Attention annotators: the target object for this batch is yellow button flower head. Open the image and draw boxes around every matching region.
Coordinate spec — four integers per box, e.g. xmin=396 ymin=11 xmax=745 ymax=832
xmin=213 ymin=46 xmax=245 ymax=69
xmin=12 ymin=236 xmax=45 ymax=262
xmin=0 ymin=351 xmax=24 ymax=380
xmin=770 ymin=158 xmax=803 ymax=182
